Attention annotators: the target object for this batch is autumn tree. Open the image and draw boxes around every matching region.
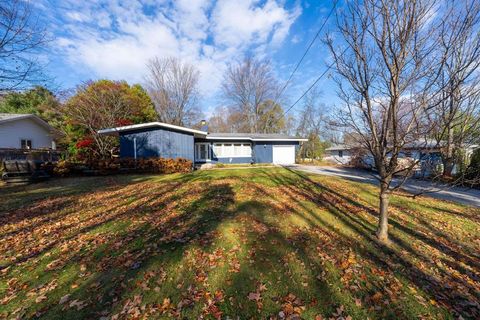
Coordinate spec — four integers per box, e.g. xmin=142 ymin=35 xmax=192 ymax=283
xmin=0 ymin=0 xmax=49 ymax=91
xmin=222 ymin=57 xmax=283 ymax=133
xmin=326 ymin=0 xmax=479 ymax=243
xmin=63 ymin=80 xmax=156 ymax=159
xmin=145 ymin=57 xmax=201 ymax=126
xmin=0 ymin=86 xmax=63 ymax=128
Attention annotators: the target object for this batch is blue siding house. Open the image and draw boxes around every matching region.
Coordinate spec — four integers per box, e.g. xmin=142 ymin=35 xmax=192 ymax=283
xmin=98 ymin=122 xmax=307 ymax=165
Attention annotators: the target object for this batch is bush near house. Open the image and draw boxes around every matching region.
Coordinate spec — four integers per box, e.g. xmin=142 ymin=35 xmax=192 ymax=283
xmin=47 ymin=158 xmax=192 ymax=177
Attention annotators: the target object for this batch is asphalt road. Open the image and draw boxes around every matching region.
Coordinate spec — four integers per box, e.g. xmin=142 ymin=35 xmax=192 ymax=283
xmin=289 ymin=165 xmax=480 ymax=208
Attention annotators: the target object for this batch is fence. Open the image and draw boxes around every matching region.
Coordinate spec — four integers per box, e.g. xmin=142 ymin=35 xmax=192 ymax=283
xmin=0 ymin=148 xmax=64 ymax=163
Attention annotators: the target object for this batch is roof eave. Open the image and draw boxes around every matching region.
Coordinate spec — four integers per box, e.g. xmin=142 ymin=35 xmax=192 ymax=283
xmin=97 ymin=122 xmax=208 ymax=136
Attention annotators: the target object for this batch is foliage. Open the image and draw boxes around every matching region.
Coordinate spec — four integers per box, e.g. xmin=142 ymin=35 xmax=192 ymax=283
xmin=299 ymin=133 xmax=329 ymax=160
xmin=0 ymin=86 xmax=63 ymax=129
xmin=51 ymin=159 xmax=76 ymax=176
xmin=49 ymin=157 xmax=192 ymax=176
xmin=63 ymin=80 xmax=156 ymax=160
xmin=0 ymin=168 xmax=478 ymax=319
xmin=257 ymin=100 xmax=288 ymax=134
xmin=466 ymin=148 xmax=480 ymax=185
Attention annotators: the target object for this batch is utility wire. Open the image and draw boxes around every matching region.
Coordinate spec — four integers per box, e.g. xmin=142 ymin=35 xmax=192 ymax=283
xmin=281 ymin=63 xmax=333 ymax=118
xmin=275 ymin=0 xmax=338 ymax=103
xmin=280 ymin=45 xmax=351 ymax=121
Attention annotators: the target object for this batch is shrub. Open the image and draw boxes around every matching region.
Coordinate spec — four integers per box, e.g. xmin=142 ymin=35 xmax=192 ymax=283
xmin=118 ymin=158 xmax=192 ymax=174
xmin=49 ymin=157 xmax=192 ymax=177
xmin=465 ymin=148 xmax=480 ymax=186
xmin=52 ymin=160 xmax=76 ymax=176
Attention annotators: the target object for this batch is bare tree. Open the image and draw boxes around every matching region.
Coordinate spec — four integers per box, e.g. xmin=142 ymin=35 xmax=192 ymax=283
xmin=222 ymin=57 xmax=280 ymax=133
xmin=296 ymin=88 xmax=328 ymax=160
xmin=430 ymin=0 xmax=480 ymax=177
xmin=324 ymin=0 xmax=480 ymax=243
xmin=145 ymin=57 xmax=201 ymax=126
xmin=0 ymin=0 xmax=48 ymax=92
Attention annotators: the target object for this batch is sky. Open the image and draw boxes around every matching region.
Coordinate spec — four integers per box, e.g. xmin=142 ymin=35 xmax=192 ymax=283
xmin=37 ymin=0 xmax=339 ymax=117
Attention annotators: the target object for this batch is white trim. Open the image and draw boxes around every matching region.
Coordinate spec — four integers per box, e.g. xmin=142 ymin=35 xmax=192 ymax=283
xmin=206 ymin=136 xmax=307 ymax=142
xmin=98 ymin=122 xmax=208 ymax=136
xmin=252 ymin=138 xmax=308 ymax=142
xmin=206 ymin=136 xmax=251 ymax=140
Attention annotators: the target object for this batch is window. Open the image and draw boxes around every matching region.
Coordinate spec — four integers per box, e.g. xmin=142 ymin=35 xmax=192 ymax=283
xmin=338 ymin=150 xmax=343 ymax=157
xmin=195 ymin=143 xmax=210 ymax=161
xmin=21 ymin=139 xmax=32 ymax=149
xmin=213 ymin=143 xmax=251 ymax=158
xmin=223 ymin=144 xmax=233 ymax=157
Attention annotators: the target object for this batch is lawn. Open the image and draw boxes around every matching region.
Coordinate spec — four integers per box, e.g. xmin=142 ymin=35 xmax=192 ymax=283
xmin=0 ymin=168 xmax=479 ymax=319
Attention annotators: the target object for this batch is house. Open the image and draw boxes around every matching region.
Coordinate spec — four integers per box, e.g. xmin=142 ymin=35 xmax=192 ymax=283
xmin=0 ymin=113 xmax=57 ymax=150
xmin=324 ymin=144 xmax=357 ymax=164
xmin=324 ymin=140 xmax=480 ymax=176
xmin=98 ymin=122 xmax=307 ymax=165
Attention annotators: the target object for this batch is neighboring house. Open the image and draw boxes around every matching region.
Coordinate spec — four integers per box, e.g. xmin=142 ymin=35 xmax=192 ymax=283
xmin=98 ymin=122 xmax=307 ymax=165
xmin=324 ymin=140 xmax=479 ymax=176
xmin=0 ymin=113 xmax=57 ymax=150
xmin=324 ymin=144 xmax=355 ymax=164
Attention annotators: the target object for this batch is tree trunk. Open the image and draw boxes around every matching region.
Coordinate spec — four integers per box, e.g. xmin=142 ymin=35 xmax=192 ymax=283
xmin=443 ymin=125 xmax=455 ymax=177
xmin=376 ymin=182 xmax=390 ymax=243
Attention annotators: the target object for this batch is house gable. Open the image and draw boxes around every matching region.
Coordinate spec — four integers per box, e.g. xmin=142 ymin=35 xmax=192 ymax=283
xmin=0 ymin=117 xmax=54 ymax=149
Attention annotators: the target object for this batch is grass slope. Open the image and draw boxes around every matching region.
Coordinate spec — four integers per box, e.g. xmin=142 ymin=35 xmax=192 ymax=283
xmin=0 ymin=168 xmax=479 ymax=319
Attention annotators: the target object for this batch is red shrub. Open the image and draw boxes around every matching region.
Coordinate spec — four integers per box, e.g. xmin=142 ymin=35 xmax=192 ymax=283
xmin=75 ymin=138 xmax=94 ymax=149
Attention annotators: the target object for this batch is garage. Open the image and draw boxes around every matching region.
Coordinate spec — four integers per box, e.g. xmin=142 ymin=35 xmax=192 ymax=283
xmin=272 ymin=145 xmax=296 ymax=165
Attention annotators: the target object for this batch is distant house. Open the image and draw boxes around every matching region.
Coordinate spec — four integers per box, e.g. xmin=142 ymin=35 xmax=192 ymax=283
xmin=324 ymin=144 xmax=356 ymax=164
xmin=324 ymin=140 xmax=479 ymax=175
xmin=0 ymin=113 xmax=57 ymax=150
xmin=98 ymin=122 xmax=307 ymax=165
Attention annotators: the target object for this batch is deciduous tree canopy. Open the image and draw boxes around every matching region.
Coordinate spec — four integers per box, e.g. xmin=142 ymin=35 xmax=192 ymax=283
xmin=63 ymin=80 xmax=156 ymax=159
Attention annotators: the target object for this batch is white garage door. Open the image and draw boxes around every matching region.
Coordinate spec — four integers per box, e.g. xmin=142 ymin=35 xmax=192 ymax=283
xmin=272 ymin=145 xmax=296 ymax=165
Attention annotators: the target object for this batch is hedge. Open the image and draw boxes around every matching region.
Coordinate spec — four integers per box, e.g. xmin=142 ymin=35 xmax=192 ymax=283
xmin=46 ymin=158 xmax=192 ymax=177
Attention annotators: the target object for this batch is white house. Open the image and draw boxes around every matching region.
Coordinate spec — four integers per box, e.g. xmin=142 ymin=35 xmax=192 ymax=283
xmin=0 ymin=113 xmax=57 ymax=150
xmin=324 ymin=144 xmax=355 ymax=164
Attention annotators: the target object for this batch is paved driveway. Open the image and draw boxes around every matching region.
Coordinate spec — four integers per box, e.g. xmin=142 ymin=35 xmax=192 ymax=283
xmin=289 ymin=165 xmax=480 ymax=208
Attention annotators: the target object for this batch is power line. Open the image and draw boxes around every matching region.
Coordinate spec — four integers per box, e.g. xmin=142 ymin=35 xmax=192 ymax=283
xmin=280 ymin=42 xmax=353 ymax=120
xmin=281 ymin=62 xmax=333 ymax=118
xmin=275 ymin=0 xmax=338 ymax=103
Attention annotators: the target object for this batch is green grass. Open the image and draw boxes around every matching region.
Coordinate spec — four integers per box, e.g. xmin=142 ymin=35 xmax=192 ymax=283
xmin=0 ymin=168 xmax=479 ymax=319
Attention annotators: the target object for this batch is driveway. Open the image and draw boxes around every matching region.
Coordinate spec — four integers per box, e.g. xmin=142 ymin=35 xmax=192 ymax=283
xmin=289 ymin=165 xmax=480 ymax=208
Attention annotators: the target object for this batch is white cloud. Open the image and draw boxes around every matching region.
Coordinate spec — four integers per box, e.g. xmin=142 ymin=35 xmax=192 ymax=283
xmin=48 ymin=0 xmax=301 ymax=102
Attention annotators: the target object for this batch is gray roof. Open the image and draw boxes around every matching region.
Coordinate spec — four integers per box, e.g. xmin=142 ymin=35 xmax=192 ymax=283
xmin=207 ymin=132 xmax=306 ymax=140
xmin=0 ymin=113 xmax=55 ymax=132
xmin=98 ymin=121 xmax=307 ymax=141
xmin=325 ymin=144 xmax=356 ymax=151
xmin=0 ymin=113 xmax=30 ymax=121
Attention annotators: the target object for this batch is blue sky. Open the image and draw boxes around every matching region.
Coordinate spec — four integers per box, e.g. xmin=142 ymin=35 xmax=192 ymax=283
xmin=37 ymin=0 xmax=339 ymax=116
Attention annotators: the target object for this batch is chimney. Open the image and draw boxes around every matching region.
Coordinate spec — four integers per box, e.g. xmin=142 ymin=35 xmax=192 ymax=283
xmin=200 ymin=120 xmax=208 ymax=132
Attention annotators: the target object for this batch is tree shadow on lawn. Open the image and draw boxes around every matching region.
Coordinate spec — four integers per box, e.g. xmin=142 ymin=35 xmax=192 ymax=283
xmin=1 ymin=169 xmax=479 ymax=319
xmin=1 ymin=174 xmax=241 ymax=319
xmin=261 ymin=168 xmax=480 ymax=319
xmin=0 ymin=176 xmax=185 ymax=268
xmin=346 ymin=179 xmax=480 ymax=266
xmin=224 ymin=200 xmax=377 ymax=319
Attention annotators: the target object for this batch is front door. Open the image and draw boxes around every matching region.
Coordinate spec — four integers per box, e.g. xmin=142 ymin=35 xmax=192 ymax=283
xmin=195 ymin=143 xmax=210 ymax=162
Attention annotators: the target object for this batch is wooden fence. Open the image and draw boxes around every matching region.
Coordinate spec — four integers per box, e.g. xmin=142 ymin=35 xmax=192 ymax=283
xmin=0 ymin=148 xmax=63 ymax=162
